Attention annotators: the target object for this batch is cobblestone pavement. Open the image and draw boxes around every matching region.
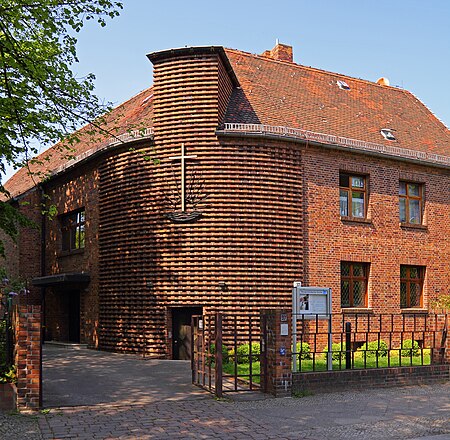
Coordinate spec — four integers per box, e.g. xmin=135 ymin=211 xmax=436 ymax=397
xmin=2 ymin=382 xmax=448 ymax=440
xmin=1 ymin=345 xmax=449 ymax=439
xmin=235 ymin=383 xmax=450 ymax=440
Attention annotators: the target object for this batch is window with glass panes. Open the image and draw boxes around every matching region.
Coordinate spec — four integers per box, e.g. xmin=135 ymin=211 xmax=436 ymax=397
xmin=400 ymin=265 xmax=424 ymax=308
xmin=341 ymin=262 xmax=369 ymax=307
xmin=399 ymin=182 xmax=423 ymax=224
xmin=61 ymin=210 xmax=85 ymax=252
xmin=339 ymin=173 xmax=367 ymax=218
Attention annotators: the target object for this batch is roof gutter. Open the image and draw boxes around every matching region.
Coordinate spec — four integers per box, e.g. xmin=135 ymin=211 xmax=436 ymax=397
xmin=53 ymin=129 xmax=154 ymax=177
xmin=216 ymin=123 xmax=450 ymax=170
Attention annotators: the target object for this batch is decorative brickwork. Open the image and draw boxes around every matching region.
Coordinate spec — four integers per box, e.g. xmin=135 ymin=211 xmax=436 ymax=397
xmin=3 ymin=44 xmax=449 ymax=361
xmin=13 ymin=305 xmax=42 ymax=410
xmin=95 ymin=51 xmax=304 ymax=355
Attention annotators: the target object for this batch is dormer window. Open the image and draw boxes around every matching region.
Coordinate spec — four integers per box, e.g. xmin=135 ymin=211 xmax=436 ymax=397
xmin=381 ymin=128 xmax=396 ymax=141
xmin=337 ymin=80 xmax=350 ymax=90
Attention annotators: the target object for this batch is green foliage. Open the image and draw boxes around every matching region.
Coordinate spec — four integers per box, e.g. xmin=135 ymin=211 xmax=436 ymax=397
xmin=323 ymin=343 xmax=347 ymax=361
xmin=0 ymin=0 xmax=122 ymax=250
xmin=229 ymin=342 xmax=261 ymax=363
xmin=357 ymin=340 xmax=389 ymax=358
xmin=0 ymin=365 xmax=16 ymax=384
xmin=294 ymin=342 xmax=312 ymax=360
xmin=0 ymin=317 xmax=15 ymax=383
xmin=208 ymin=343 xmax=229 ymax=364
xmin=400 ymin=339 xmax=420 ymax=357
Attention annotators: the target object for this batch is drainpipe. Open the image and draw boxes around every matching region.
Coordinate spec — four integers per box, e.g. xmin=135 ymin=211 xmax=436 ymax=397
xmin=38 ymin=183 xmax=46 ymax=309
xmin=38 ymin=183 xmax=46 ymax=408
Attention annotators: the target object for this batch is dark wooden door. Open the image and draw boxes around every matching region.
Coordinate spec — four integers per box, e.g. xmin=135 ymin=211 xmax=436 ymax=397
xmin=67 ymin=291 xmax=80 ymax=343
xmin=172 ymin=307 xmax=202 ymax=360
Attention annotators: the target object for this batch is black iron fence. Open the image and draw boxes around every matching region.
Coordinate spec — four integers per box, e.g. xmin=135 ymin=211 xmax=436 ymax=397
xmin=292 ymin=312 xmax=448 ymax=372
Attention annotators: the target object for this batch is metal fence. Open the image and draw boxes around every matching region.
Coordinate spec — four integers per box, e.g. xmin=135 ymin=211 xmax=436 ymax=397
xmin=292 ymin=312 xmax=448 ymax=372
xmin=192 ymin=313 xmax=263 ymax=397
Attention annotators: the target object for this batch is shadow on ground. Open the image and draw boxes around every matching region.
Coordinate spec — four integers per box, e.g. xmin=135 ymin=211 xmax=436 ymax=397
xmin=43 ymin=345 xmax=209 ymax=407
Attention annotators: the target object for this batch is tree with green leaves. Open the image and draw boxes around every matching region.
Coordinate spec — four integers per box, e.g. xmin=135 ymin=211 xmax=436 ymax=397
xmin=0 ymin=0 xmax=123 ymax=255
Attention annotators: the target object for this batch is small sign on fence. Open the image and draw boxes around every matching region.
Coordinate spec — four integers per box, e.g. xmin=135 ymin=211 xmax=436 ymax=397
xmin=292 ymin=286 xmax=331 ymax=317
xmin=292 ymin=285 xmax=333 ymax=372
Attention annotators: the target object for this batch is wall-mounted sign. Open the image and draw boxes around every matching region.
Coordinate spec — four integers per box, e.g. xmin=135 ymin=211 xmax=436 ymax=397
xmin=292 ymin=286 xmax=331 ymax=318
xmin=292 ymin=285 xmax=333 ymax=372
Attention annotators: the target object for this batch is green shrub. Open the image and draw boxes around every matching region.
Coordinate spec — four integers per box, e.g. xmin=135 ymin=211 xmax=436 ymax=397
xmin=294 ymin=342 xmax=312 ymax=360
xmin=0 ymin=365 xmax=16 ymax=384
xmin=400 ymin=339 xmax=420 ymax=357
xmin=357 ymin=340 xmax=388 ymax=358
xmin=229 ymin=342 xmax=260 ymax=363
xmin=208 ymin=343 xmax=230 ymax=364
xmin=331 ymin=342 xmax=347 ymax=361
xmin=322 ymin=343 xmax=346 ymax=361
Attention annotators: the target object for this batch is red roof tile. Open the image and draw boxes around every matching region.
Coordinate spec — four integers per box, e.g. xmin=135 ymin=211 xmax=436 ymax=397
xmin=4 ymin=87 xmax=154 ymax=198
xmin=5 ymin=46 xmax=449 ymax=198
xmin=224 ymin=49 xmax=449 ymax=156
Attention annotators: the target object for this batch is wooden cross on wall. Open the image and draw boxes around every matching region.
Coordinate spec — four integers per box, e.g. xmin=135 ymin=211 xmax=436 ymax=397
xmin=169 ymin=143 xmax=197 ymax=212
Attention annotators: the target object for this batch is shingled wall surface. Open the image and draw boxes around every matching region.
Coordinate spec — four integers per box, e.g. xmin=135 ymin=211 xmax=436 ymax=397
xmin=97 ymin=52 xmax=304 ymax=355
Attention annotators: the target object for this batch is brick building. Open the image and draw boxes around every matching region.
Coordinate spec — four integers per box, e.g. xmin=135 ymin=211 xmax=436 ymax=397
xmin=4 ymin=43 xmax=450 ymax=359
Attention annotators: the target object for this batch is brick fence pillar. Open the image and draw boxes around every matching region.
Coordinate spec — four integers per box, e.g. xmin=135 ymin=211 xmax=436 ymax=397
xmin=14 ymin=305 xmax=42 ymax=410
xmin=261 ymin=309 xmax=292 ymax=397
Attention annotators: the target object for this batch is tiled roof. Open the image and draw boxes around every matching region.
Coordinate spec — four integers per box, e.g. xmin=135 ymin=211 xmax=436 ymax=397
xmin=224 ymin=49 xmax=449 ymax=156
xmin=4 ymin=45 xmax=449 ymax=198
xmin=4 ymin=87 xmax=154 ymax=198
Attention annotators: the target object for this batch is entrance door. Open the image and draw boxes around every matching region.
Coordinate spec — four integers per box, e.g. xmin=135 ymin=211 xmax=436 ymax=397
xmin=67 ymin=291 xmax=80 ymax=343
xmin=172 ymin=307 xmax=202 ymax=360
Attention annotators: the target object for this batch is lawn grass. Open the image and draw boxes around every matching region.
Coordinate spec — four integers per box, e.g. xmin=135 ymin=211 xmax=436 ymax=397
xmin=295 ymin=349 xmax=431 ymax=372
xmin=222 ymin=349 xmax=432 ymax=381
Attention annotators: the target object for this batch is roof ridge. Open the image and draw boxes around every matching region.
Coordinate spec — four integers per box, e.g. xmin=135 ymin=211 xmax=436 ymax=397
xmin=24 ymin=85 xmax=155 ymax=164
xmin=400 ymin=88 xmax=449 ymax=131
xmin=224 ymin=47 xmax=408 ymax=93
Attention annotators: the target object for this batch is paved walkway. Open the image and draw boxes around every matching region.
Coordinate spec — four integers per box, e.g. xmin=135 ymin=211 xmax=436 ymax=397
xmin=42 ymin=345 xmax=207 ymax=407
xmin=1 ymin=346 xmax=449 ymax=439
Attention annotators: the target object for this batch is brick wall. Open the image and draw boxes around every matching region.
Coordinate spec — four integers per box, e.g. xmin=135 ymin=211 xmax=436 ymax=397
xmin=13 ymin=304 xmax=41 ymax=410
xmin=302 ymin=145 xmax=450 ymax=314
xmin=95 ymin=51 xmax=304 ymax=356
xmin=43 ymin=162 xmax=100 ymax=346
xmin=292 ymin=365 xmax=450 ymax=395
xmin=3 ymin=189 xmax=43 ymax=305
xmin=262 ymin=310 xmax=292 ymax=397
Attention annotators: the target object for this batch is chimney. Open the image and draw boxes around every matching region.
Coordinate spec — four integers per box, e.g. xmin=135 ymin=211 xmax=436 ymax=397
xmin=261 ymin=42 xmax=293 ymax=63
xmin=376 ymin=77 xmax=390 ymax=86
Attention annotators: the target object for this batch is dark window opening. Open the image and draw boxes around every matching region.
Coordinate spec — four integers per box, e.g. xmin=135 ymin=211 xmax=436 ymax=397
xmin=61 ymin=210 xmax=85 ymax=252
xmin=400 ymin=265 xmax=424 ymax=308
xmin=341 ymin=262 xmax=369 ymax=308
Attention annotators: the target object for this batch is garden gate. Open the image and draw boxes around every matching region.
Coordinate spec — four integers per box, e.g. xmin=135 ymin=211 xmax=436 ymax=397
xmin=192 ymin=313 xmax=265 ymax=397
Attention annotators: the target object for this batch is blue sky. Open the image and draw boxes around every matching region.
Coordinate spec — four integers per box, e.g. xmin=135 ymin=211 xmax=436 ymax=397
xmin=74 ymin=0 xmax=449 ymax=124
xmin=3 ymin=0 xmax=449 ymax=181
